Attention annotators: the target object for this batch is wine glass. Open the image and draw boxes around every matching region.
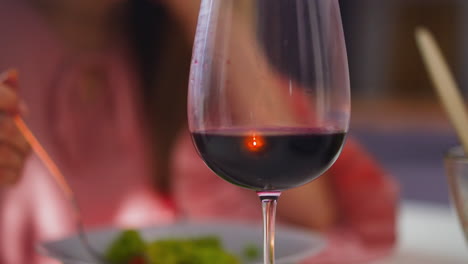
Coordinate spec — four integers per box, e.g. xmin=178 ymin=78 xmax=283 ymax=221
xmin=188 ymin=0 xmax=350 ymax=263
xmin=445 ymin=146 xmax=468 ymax=243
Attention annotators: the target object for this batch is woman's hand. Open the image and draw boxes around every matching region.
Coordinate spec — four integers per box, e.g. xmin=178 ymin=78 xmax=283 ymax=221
xmin=0 ymin=70 xmax=30 ymax=187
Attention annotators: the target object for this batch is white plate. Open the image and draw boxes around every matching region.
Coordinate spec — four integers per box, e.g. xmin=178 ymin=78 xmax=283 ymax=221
xmin=39 ymin=221 xmax=325 ymax=264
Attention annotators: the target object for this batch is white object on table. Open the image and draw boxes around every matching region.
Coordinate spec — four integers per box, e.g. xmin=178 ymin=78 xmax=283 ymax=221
xmin=375 ymin=201 xmax=467 ymax=264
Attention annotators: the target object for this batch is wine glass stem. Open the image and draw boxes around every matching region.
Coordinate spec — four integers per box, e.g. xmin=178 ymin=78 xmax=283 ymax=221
xmin=258 ymin=191 xmax=281 ymax=264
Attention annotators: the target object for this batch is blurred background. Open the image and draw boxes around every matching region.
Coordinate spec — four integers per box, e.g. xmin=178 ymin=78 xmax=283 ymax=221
xmin=339 ymin=0 xmax=464 ymax=204
xmin=1 ymin=0 xmax=467 ymax=262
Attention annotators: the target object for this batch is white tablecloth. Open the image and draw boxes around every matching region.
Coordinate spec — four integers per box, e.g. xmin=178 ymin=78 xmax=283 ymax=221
xmin=374 ymin=201 xmax=468 ymax=263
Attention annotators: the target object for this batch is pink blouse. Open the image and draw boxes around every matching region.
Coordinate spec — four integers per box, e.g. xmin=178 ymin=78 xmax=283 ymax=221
xmin=0 ymin=0 xmax=398 ymax=263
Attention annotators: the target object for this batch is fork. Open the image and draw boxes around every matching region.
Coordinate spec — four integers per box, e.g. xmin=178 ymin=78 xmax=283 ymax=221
xmin=14 ymin=116 xmax=109 ymax=264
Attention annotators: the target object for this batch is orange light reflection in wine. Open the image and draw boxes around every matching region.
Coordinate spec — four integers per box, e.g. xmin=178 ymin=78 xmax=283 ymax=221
xmin=245 ymin=133 xmax=266 ymax=152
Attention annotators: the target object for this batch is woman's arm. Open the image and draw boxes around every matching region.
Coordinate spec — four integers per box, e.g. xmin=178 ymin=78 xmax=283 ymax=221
xmin=279 ymin=177 xmax=338 ymax=231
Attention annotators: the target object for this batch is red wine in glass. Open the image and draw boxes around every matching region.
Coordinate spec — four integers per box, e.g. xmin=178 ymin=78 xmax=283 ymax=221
xmin=192 ymin=128 xmax=346 ymax=190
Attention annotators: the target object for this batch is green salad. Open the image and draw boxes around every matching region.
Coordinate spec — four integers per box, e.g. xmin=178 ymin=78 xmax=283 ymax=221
xmin=105 ymin=230 xmax=260 ymax=264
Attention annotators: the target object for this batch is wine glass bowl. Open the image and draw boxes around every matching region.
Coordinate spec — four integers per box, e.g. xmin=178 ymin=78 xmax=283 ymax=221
xmin=192 ymin=129 xmax=346 ymax=191
xmin=189 ymin=0 xmax=350 ymax=130
xmin=188 ymin=0 xmax=350 ymax=263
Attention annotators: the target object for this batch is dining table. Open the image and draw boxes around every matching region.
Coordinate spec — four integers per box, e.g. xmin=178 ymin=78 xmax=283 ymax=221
xmin=374 ymin=200 xmax=467 ymax=264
